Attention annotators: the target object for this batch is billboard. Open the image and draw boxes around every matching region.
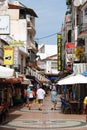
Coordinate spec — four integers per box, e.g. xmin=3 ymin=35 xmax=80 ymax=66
xmin=0 ymin=15 xmax=10 ymax=34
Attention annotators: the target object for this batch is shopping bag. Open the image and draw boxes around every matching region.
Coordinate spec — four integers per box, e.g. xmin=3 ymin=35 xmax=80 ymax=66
xmin=35 ymin=98 xmax=38 ymax=104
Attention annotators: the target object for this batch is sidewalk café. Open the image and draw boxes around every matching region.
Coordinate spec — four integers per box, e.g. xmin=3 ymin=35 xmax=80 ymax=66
xmin=57 ymin=73 xmax=87 ymax=114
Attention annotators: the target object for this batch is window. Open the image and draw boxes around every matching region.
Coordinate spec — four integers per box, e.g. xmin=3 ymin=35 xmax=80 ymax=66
xmin=39 ymin=46 xmax=45 ymax=53
xmin=84 ymin=7 xmax=87 ymax=15
xmin=51 ymin=61 xmax=57 ymax=69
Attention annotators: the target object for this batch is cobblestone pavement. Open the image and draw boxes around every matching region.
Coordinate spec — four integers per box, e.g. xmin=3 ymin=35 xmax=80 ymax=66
xmin=0 ymin=93 xmax=87 ymax=130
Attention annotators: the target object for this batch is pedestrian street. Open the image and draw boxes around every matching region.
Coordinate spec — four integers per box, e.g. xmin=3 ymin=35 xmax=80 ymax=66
xmin=0 ymin=93 xmax=87 ymax=130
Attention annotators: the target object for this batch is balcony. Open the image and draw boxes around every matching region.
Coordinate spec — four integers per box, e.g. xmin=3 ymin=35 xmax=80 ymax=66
xmin=78 ymin=23 xmax=87 ymax=38
xmin=27 ymin=21 xmax=36 ymax=35
xmin=27 ymin=40 xmax=38 ymax=53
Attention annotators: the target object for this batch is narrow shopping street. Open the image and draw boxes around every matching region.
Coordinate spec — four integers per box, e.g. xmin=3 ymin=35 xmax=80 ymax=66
xmin=0 ymin=92 xmax=87 ymax=130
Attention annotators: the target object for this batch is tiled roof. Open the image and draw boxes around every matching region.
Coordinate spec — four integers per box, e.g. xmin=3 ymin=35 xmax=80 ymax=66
xmin=8 ymin=4 xmax=38 ymax=17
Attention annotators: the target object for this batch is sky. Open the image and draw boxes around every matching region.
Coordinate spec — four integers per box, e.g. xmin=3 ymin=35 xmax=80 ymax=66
xmin=11 ymin=0 xmax=67 ymax=44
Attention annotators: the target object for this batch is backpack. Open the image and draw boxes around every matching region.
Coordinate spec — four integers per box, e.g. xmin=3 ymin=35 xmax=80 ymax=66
xmin=29 ymin=91 xmax=34 ymax=98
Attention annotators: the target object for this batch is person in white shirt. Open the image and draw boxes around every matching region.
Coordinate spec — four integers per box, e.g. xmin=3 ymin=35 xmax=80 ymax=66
xmin=36 ymin=86 xmax=45 ymax=111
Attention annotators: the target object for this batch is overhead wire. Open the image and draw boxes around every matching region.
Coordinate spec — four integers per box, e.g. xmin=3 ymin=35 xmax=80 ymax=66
xmin=35 ymin=31 xmax=61 ymax=42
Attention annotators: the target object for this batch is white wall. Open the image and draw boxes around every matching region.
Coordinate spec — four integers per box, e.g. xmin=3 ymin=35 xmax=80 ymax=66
xmin=10 ymin=20 xmax=27 ymax=41
xmin=37 ymin=44 xmax=57 ymax=60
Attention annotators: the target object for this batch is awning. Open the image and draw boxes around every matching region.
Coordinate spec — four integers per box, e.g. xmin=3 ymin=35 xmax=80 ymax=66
xmin=57 ymin=73 xmax=87 ymax=85
xmin=26 ymin=75 xmax=42 ymax=86
xmin=21 ymin=78 xmax=31 ymax=85
xmin=0 ymin=66 xmax=15 ymax=78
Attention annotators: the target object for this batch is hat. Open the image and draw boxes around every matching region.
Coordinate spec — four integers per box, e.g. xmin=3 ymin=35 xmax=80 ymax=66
xmin=29 ymin=84 xmax=33 ymax=87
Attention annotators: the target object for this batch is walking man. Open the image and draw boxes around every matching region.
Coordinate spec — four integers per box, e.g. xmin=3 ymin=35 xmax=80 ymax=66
xmin=36 ymin=86 xmax=45 ymax=111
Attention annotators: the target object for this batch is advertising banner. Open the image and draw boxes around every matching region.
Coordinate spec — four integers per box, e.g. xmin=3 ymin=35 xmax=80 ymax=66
xmin=4 ymin=46 xmax=14 ymax=65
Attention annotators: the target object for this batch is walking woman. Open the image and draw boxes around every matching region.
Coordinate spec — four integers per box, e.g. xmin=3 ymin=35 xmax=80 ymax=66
xmin=28 ymin=87 xmax=35 ymax=110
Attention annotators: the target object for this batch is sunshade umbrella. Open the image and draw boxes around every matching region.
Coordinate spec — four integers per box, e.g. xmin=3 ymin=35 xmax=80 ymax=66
xmin=57 ymin=73 xmax=87 ymax=122
xmin=57 ymin=74 xmax=87 ymax=85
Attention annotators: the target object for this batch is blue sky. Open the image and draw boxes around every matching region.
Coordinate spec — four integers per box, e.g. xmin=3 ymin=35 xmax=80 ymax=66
xmin=11 ymin=0 xmax=67 ymax=44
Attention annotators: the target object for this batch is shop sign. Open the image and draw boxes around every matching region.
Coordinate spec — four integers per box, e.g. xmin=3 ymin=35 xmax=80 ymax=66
xmin=0 ymin=15 xmax=10 ymax=34
xmin=9 ymin=40 xmax=24 ymax=47
xmin=65 ymin=42 xmax=75 ymax=54
xmin=14 ymin=47 xmax=19 ymax=67
xmin=57 ymin=34 xmax=62 ymax=71
xmin=3 ymin=46 xmax=14 ymax=65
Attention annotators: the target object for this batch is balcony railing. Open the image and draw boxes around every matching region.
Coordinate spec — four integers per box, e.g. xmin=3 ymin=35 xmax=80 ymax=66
xmin=78 ymin=23 xmax=87 ymax=35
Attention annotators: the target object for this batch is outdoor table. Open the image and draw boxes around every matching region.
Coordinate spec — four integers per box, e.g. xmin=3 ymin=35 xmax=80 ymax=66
xmin=69 ymin=100 xmax=79 ymax=114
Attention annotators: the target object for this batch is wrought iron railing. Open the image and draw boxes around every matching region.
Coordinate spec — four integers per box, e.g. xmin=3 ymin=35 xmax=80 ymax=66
xmin=78 ymin=23 xmax=87 ymax=35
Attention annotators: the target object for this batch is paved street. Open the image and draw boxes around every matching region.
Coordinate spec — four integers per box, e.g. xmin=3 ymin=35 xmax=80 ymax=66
xmin=0 ymin=92 xmax=87 ymax=130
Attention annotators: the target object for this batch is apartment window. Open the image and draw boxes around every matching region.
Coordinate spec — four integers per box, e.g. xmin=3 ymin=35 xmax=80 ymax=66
xmin=84 ymin=7 xmax=87 ymax=15
xmin=39 ymin=46 xmax=45 ymax=53
xmin=51 ymin=61 xmax=57 ymax=69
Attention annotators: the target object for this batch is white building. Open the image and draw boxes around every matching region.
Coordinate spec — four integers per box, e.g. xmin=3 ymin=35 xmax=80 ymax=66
xmin=0 ymin=0 xmax=38 ymax=74
xmin=37 ymin=44 xmax=57 ymax=59
xmin=37 ymin=44 xmax=59 ymax=77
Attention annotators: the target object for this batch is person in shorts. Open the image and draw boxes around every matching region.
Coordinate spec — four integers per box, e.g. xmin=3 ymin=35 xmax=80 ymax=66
xmin=36 ymin=86 xmax=45 ymax=111
xmin=51 ymin=86 xmax=57 ymax=110
xmin=26 ymin=86 xmax=30 ymax=106
xmin=28 ymin=87 xmax=35 ymax=110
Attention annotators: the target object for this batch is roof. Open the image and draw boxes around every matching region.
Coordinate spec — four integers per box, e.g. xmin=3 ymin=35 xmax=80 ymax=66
xmin=42 ymin=54 xmax=57 ymax=61
xmin=8 ymin=4 xmax=38 ymax=17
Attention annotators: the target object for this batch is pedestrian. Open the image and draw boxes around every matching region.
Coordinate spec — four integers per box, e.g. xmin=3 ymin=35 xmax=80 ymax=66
xmin=28 ymin=87 xmax=35 ymax=110
xmin=23 ymin=86 xmax=27 ymax=106
xmin=36 ymin=86 xmax=45 ymax=111
xmin=51 ymin=86 xmax=57 ymax=110
xmin=26 ymin=85 xmax=30 ymax=107
xmin=83 ymin=96 xmax=87 ymax=114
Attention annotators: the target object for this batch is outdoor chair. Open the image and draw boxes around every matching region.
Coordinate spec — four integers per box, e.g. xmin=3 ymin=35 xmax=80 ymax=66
xmin=60 ymin=97 xmax=72 ymax=114
xmin=78 ymin=97 xmax=84 ymax=114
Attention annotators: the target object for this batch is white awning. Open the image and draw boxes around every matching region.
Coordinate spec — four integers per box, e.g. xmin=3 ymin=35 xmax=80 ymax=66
xmin=0 ymin=66 xmax=15 ymax=78
xmin=57 ymin=73 xmax=87 ymax=85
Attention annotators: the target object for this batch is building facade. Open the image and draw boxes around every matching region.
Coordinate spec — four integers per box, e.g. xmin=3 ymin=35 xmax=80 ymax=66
xmin=0 ymin=0 xmax=38 ymax=74
xmin=37 ymin=44 xmax=59 ymax=82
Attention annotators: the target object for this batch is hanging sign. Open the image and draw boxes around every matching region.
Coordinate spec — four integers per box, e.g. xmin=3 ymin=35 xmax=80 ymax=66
xmin=4 ymin=46 xmax=14 ymax=65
